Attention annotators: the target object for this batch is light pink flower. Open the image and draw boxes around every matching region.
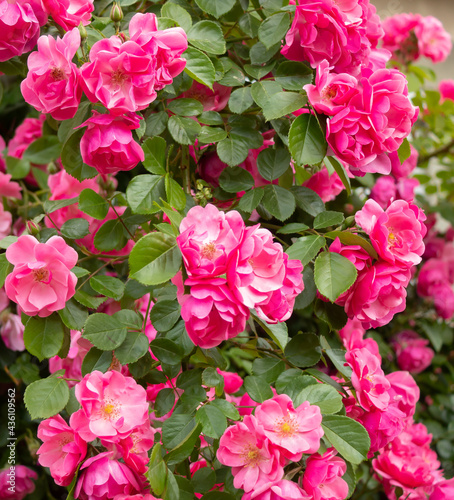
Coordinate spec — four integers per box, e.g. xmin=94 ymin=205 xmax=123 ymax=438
xmin=327 ymin=68 xmax=418 ymax=176
xmin=345 ymin=347 xmax=390 ymax=411
xmin=37 ymin=414 xmax=87 ymax=487
xmin=381 ymin=13 xmax=422 ymax=63
xmin=415 ymin=16 xmax=452 ymax=63
xmin=303 ymin=166 xmax=347 ymax=203
xmin=79 ymin=111 xmax=144 ymax=175
xmin=177 ymin=203 xmax=245 ymax=278
xmin=356 ymin=199 xmax=426 ymax=268
xmin=0 ymin=205 xmax=12 ymax=240
xmin=430 ymin=478 xmax=454 ymax=500
xmin=0 ymin=0 xmax=41 ymax=62
xmin=390 ymin=145 xmax=418 ymax=179
xmin=21 ymin=28 xmax=82 ymax=121
xmin=217 ymin=415 xmax=285 ymax=493
xmin=5 ymin=235 xmax=78 ymax=317
xmin=255 ymin=394 xmax=323 ymax=460
xmin=0 ymin=172 xmax=22 ymax=199
xmin=302 ymin=448 xmax=348 ymax=500
xmin=128 ymin=13 xmax=187 ymax=90
xmin=370 ymin=177 xmax=396 ymax=209
xmin=0 ymin=465 xmax=37 ymax=500
xmin=243 ymin=480 xmax=310 ymax=500
xmin=42 ymin=0 xmax=94 ymax=31
xmin=387 ymin=370 xmax=420 ymax=420
xmin=439 ymin=80 xmax=454 ymax=103
xmin=391 ymin=330 xmax=434 ymax=374
xmin=0 ymin=313 xmax=24 ymax=351
xmin=75 ymin=451 xmax=143 ymax=500
xmin=73 ymin=370 xmax=149 ymax=443
xmin=179 ymin=81 xmax=231 ymax=112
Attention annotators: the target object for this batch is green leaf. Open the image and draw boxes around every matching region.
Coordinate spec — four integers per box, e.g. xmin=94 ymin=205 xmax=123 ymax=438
xmin=81 ymin=348 xmax=113 ymax=376
xmin=192 ymin=467 xmax=216 ymax=494
xmin=115 ymin=331 xmax=149 ymax=365
xmin=24 ymin=376 xmax=70 ymax=420
xmin=93 ymin=218 xmax=127 ymax=251
xmin=252 ymin=357 xmax=286 ymax=384
xmin=321 ymin=415 xmax=370 ymax=464
xmin=61 ymin=128 xmax=98 ymax=181
xmin=313 ymin=211 xmax=344 ymax=230
xmin=165 ymin=175 xmax=186 ymax=211
xmin=114 ymin=309 xmax=143 ymax=330
xmin=289 ymin=113 xmax=327 ymax=166
xmin=161 ymin=2 xmax=192 ymax=31
xmin=44 ymin=197 xmax=79 ymax=215
xmin=251 ymin=81 xmax=283 ymax=109
xmin=324 ymin=156 xmax=351 ymax=195
xmin=295 ymin=383 xmax=342 ymax=414
xmin=22 ymin=136 xmax=62 ymax=164
xmin=314 ymin=252 xmax=357 ymax=302
xmin=165 ymin=422 xmax=202 ymax=467
xmin=0 ymin=253 xmax=12 ymax=288
xmin=199 ymin=111 xmax=224 ymax=126
xmin=244 ymin=61 xmax=276 ymax=80
xmin=147 ymin=444 xmax=168 ymax=497
xmin=90 ymin=275 xmax=125 ymax=300
xmin=146 ymin=111 xmax=169 ymax=137
xmin=230 ymin=126 xmax=263 ymax=148
xmin=398 ymin=137 xmax=411 ymax=164
xmin=219 ymin=167 xmax=254 ymax=192
xmin=258 ymin=12 xmax=290 ymax=48
xmin=129 ymin=232 xmax=182 ymax=285
xmin=257 ymin=148 xmax=291 ymax=181
xmin=6 ymin=156 xmax=30 ymax=180
xmin=284 ymin=333 xmax=321 ymax=368
xmin=196 ymin=405 xmax=227 ymax=438
xmin=150 ymin=338 xmax=183 ymax=365
xmin=324 ymin=231 xmax=378 ymax=260
xmin=126 ymin=174 xmax=166 ymax=214
xmin=262 ymin=92 xmax=307 ymax=121
xmin=324 ymin=347 xmax=352 ymax=379
xmin=142 ymin=137 xmax=167 ymax=175
xmin=250 ymin=41 xmax=281 ymax=65
xmin=275 ymin=61 xmax=313 ymax=91
xmin=237 ymin=188 xmax=264 ymax=213
xmin=168 ymin=115 xmax=201 ymax=145
xmin=228 ymin=87 xmax=253 ymax=114
xmin=252 ymin=313 xmax=288 ymax=350
xmin=244 ymin=375 xmax=273 ymax=403
xmin=58 ymin=298 xmax=88 ymax=331
xmin=216 ymin=138 xmax=249 ymax=166
xmin=194 ymin=0 xmax=236 ymax=18
xmin=61 ymin=218 xmax=90 ymax=239
xmin=291 ymin=186 xmax=325 ymax=216
xmin=198 ymin=126 xmax=227 ymax=144
xmin=74 ymin=290 xmax=107 ymax=309
xmin=79 ymin=189 xmax=109 ymax=220
xmin=167 ymin=98 xmax=204 ymax=117
xmin=239 ymin=13 xmax=261 ymax=37
xmin=58 ymin=100 xmax=91 ymax=143
xmin=184 ymin=47 xmax=215 ymax=90
xmin=314 ymin=300 xmax=348 ymax=331
xmin=150 ymin=300 xmax=181 ymax=332
xmin=277 ymin=223 xmax=309 ymax=234
xmin=294 ymin=267 xmax=316 ymax=310
xmin=261 ymin=184 xmax=296 ymax=221
xmin=155 ymin=388 xmax=176 ymax=418
xmin=162 ymin=414 xmax=196 ymax=450
xmin=23 ymin=316 xmax=65 ymax=361
xmin=188 ymin=21 xmax=226 ymax=55
xmin=82 ymin=313 xmax=127 ymax=350
xmin=210 ymin=399 xmax=240 ymax=420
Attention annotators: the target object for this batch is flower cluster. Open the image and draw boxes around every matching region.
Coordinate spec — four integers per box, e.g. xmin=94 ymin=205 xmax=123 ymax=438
xmin=391 ymin=330 xmax=434 ymax=374
xmin=175 ymin=204 xmax=304 ymax=348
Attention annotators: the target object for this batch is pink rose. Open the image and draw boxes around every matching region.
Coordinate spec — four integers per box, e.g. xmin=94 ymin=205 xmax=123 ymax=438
xmin=0 ymin=465 xmax=37 ymax=500
xmin=381 ymin=13 xmax=422 ymax=63
xmin=0 ymin=204 xmax=12 ymax=240
xmin=302 ymin=166 xmax=347 ymax=203
xmin=42 ymin=0 xmax=94 ymax=31
xmin=179 ymin=81 xmax=231 ymax=112
xmin=356 ymin=199 xmax=427 ymax=268
xmin=73 ymin=370 xmax=149 ymax=443
xmin=79 ymin=111 xmax=144 ymax=175
xmin=37 ymin=414 xmax=87 ymax=487
xmin=5 ymin=235 xmax=78 ymax=317
xmin=21 ymin=28 xmax=82 ymax=121
xmin=415 ymin=16 xmax=452 ymax=63
xmin=327 ymin=68 xmax=418 ymax=176
xmin=439 ymin=80 xmax=454 ymax=103
xmin=217 ymin=415 xmax=284 ymax=493
xmin=0 ymin=313 xmax=24 ymax=351
xmin=346 ymin=347 xmax=390 ymax=411
xmin=390 ymin=144 xmax=418 ymax=179
xmin=392 ymin=330 xmax=434 ymax=374
xmin=0 ymin=0 xmax=41 ymax=62
xmin=255 ymin=394 xmax=324 ymax=461
xmin=8 ymin=115 xmax=45 ymax=160
xmin=387 ymin=371 xmax=420 ymax=420
xmin=217 ymin=369 xmax=243 ymax=394
xmin=430 ymin=478 xmax=454 ymax=500
xmin=0 ymin=172 xmax=22 ymax=200
xmin=417 ymin=259 xmax=454 ymax=319
xmin=114 ymin=421 xmax=156 ymax=475
xmin=243 ymin=480 xmax=310 ymax=500
xmin=302 ymin=448 xmax=348 ymax=500
xmin=370 ymin=177 xmax=397 ymax=209
xmin=75 ymin=451 xmax=143 ymax=500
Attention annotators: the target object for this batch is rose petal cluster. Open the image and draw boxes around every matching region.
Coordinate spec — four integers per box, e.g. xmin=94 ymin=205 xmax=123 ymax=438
xmin=5 ymin=235 xmax=78 ymax=317
xmin=175 ymin=204 xmax=304 ymax=348
xmin=391 ymin=330 xmax=434 ymax=374
xmin=42 ymin=0 xmax=94 ymax=31
xmin=0 ymin=465 xmax=37 ymax=500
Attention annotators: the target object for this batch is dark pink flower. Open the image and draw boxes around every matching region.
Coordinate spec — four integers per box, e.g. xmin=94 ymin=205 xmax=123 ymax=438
xmin=381 ymin=13 xmax=422 ymax=63
xmin=0 ymin=173 xmax=22 ymax=200
xmin=242 ymin=480 xmax=310 ymax=500
xmin=217 ymin=369 xmax=243 ymax=394
xmin=42 ymin=0 xmax=93 ymax=31
xmin=302 ymin=166 xmax=347 ymax=203
xmin=370 ymin=177 xmax=397 ymax=209
xmin=179 ymin=81 xmax=231 ymax=112
xmin=390 ymin=144 xmax=418 ymax=179
xmin=0 ymin=465 xmax=37 ymax=500
xmin=0 ymin=313 xmax=24 ymax=351
xmin=430 ymin=478 xmax=454 ymax=500
xmin=391 ymin=330 xmax=434 ymax=374
xmin=439 ymin=80 xmax=454 ymax=103
xmin=387 ymin=370 xmax=420 ymax=420
xmin=415 ymin=16 xmax=452 ymax=63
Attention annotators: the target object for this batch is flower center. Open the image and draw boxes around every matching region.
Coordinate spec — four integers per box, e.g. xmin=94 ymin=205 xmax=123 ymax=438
xmin=321 ymin=84 xmax=337 ymax=100
xmin=33 ymin=267 xmax=50 ymax=283
xmin=111 ymin=69 xmax=127 ymax=87
xmin=242 ymin=445 xmax=264 ymax=468
xmin=275 ymin=413 xmax=299 ymax=437
xmin=51 ymin=67 xmax=66 ymax=81
xmin=101 ymin=398 xmax=121 ymax=420
xmin=201 ymin=241 xmax=217 ymax=260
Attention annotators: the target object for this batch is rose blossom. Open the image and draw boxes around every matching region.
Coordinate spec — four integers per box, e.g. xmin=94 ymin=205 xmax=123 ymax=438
xmin=0 ymin=204 xmax=12 ymax=240
xmin=439 ymin=80 xmax=454 ymax=103
xmin=37 ymin=414 xmax=87 ymax=486
xmin=415 ymin=16 xmax=452 ymax=63
xmin=391 ymin=330 xmax=434 ymax=374
xmin=75 ymin=451 xmax=143 ymax=500
xmin=8 ymin=115 xmax=45 ymax=160
xmin=0 ymin=172 xmax=22 ymax=199
xmin=79 ymin=111 xmax=144 ymax=175
xmin=21 ymin=28 xmax=82 ymax=121
xmin=370 ymin=177 xmax=397 ymax=209
xmin=390 ymin=145 xmax=418 ymax=179
xmin=42 ymin=0 xmax=94 ymax=31
xmin=255 ymin=394 xmax=323 ymax=460
xmin=72 ymin=370 xmax=149 ymax=443
xmin=0 ymin=465 xmax=37 ymax=500
xmin=430 ymin=478 xmax=454 ymax=500
xmin=417 ymin=259 xmax=454 ymax=319
xmin=387 ymin=371 xmax=420 ymax=419
xmin=242 ymin=480 xmax=310 ymax=500
xmin=355 ymin=199 xmax=426 ymax=268
xmin=217 ymin=369 xmax=243 ymax=394
xmin=179 ymin=81 xmax=231 ymax=112
xmin=381 ymin=13 xmax=421 ymax=63
xmin=303 ymin=167 xmax=346 ymax=203
xmin=0 ymin=313 xmax=24 ymax=351
xmin=217 ymin=415 xmax=284 ymax=493
xmin=301 ymin=448 xmax=348 ymax=500
xmin=5 ymin=235 xmax=78 ymax=317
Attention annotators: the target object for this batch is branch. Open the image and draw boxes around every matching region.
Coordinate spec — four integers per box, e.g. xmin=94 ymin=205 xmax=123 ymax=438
xmin=418 ymin=138 xmax=454 ymax=165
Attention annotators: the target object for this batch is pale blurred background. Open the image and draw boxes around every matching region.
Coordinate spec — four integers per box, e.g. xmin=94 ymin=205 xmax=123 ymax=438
xmin=374 ymin=0 xmax=454 ymax=81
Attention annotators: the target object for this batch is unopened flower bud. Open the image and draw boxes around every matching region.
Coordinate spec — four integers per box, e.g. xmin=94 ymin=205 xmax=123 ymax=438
xmin=26 ymin=220 xmax=40 ymax=236
xmin=110 ymin=2 xmax=123 ymax=23
xmin=78 ymin=22 xmax=87 ymax=41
